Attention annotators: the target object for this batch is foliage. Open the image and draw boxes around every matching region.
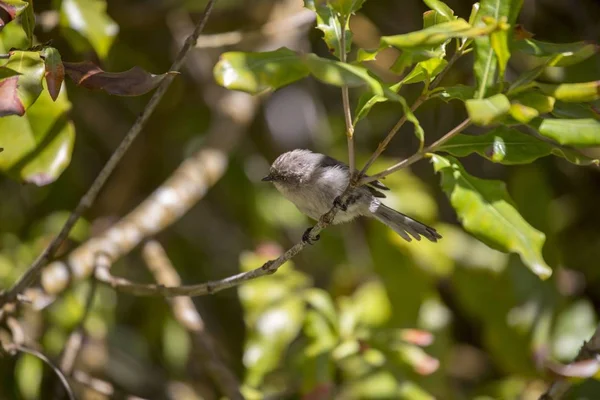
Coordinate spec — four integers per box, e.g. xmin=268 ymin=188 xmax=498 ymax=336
xmin=1 ymin=0 xmax=600 ymax=399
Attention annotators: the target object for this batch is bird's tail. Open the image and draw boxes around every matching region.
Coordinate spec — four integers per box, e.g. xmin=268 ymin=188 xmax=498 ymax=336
xmin=372 ymin=203 xmax=442 ymax=242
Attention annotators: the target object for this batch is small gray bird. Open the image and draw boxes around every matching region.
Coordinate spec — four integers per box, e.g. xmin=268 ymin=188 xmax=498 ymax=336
xmin=262 ymin=149 xmax=441 ymax=243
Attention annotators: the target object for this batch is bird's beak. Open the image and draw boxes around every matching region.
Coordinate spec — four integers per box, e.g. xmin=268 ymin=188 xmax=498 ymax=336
xmin=261 ymin=174 xmax=274 ymax=182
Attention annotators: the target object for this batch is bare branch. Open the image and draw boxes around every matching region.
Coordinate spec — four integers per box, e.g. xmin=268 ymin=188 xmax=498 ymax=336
xmin=141 ymin=241 xmax=242 ymax=400
xmin=540 ymin=322 xmax=600 ymax=400
xmin=359 ymin=118 xmax=471 ymax=185
xmin=0 ymin=0 xmax=220 ymax=308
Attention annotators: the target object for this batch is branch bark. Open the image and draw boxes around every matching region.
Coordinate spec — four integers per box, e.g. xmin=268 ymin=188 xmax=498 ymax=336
xmin=0 ymin=0 xmax=220 ymax=308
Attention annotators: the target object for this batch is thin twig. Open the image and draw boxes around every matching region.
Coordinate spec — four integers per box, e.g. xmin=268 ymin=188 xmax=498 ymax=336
xmin=141 ymin=241 xmax=243 ymax=400
xmin=540 ymin=322 xmax=600 ymax=400
xmin=339 ymin=18 xmax=355 ymax=177
xmin=359 ymin=118 xmax=471 ymax=184
xmin=359 ymin=42 xmax=469 ymax=177
xmin=0 ymin=0 xmax=219 ymax=308
xmin=15 ymin=345 xmax=77 ymax=400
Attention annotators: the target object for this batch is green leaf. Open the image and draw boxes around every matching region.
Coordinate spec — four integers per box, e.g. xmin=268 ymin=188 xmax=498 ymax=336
xmin=508 ymin=103 xmax=539 ymax=123
xmin=535 ymin=81 xmax=600 ymax=103
xmin=329 ymin=0 xmax=366 ymax=16
xmin=304 ymin=0 xmax=349 ymax=59
xmin=0 ymin=50 xmax=45 ymax=116
xmin=552 ymin=300 xmax=597 ymax=361
xmin=431 ymin=85 xmax=476 ymax=102
xmin=465 ymin=93 xmax=511 ymax=125
xmin=40 ymin=47 xmax=64 ymax=101
xmin=304 ymin=288 xmax=338 ymax=331
xmin=438 ymin=126 xmax=599 ymax=166
xmin=305 ymin=53 xmax=383 ymax=94
xmin=0 ymin=0 xmax=28 ymax=27
xmin=0 ymin=80 xmax=75 ymax=185
xmin=529 ymin=118 xmax=600 ymax=147
xmin=514 ymin=39 xmax=599 ymax=67
xmin=431 ymin=154 xmax=551 ymax=279
xmin=213 ymin=47 xmax=309 ymax=94
xmin=59 ymin=0 xmax=119 ymax=59
xmin=508 ymin=91 xmax=555 ymax=123
xmin=401 ymin=57 xmax=448 ymax=85
xmin=396 ymin=93 xmax=425 ymax=146
xmin=423 ymin=0 xmax=455 ymax=21
xmin=20 ymin=0 xmax=34 ymax=46
xmin=16 ymin=353 xmax=43 ymax=400
xmin=473 ymin=0 xmax=523 ymax=98
xmin=552 ymin=101 xmax=600 ymax=119
xmin=490 ymin=19 xmax=510 ymax=81
xmin=356 ymin=47 xmax=379 ymax=62
xmin=381 ymin=18 xmax=495 ymax=50
xmin=423 ymin=9 xmax=451 ymax=28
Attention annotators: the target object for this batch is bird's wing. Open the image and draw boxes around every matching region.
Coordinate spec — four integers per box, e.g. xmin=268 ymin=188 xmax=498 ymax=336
xmin=318 ymin=154 xmax=388 ymax=196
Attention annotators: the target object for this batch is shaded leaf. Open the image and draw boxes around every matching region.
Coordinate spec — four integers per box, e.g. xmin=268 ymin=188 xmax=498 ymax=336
xmin=432 ymin=154 xmax=552 ymax=278
xmin=304 ymin=0 xmax=349 ymax=59
xmin=214 ymin=47 xmax=309 ymax=94
xmin=431 ymin=84 xmax=476 ymax=102
xmin=329 ymin=0 xmax=366 ymax=16
xmin=64 ymin=61 xmax=177 ymax=96
xmin=552 ymin=300 xmax=597 ymax=361
xmin=0 ymin=17 xmax=27 ymax=51
xmin=465 ymin=93 xmax=511 ymax=125
xmin=381 ymin=18 xmax=496 ymax=50
xmin=536 ymin=81 xmax=600 ymax=103
xmin=514 ymin=39 xmax=599 ymax=67
xmin=510 ymin=91 xmax=555 ymax=114
xmin=423 ymin=9 xmax=451 ymax=28
xmin=20 ymin=0 xmax=34 ymax=45
xmin=304 ymin=53 xmax=383 ymax=94
xmin=0 ymin=50 xmax=44 ymax=116
xmin=59 ymin=0 xmax=118 ymax=59
xmin=353 ymin=81 xmax=403 ymax=124
xmin=0 ymin=0 xmax=27 ymax=27
xmin=552 ymin=101 xmax=600 ymax=119
xmin=438 ymin=126 xmax=599 ymax=166
xmin=0 ymin=81 xmax=75 ymax=185
xmin=423 ymin=0 xmax=454 ymax=21
xmin=529 ymin=118 xmax=600 ymax=147
xmin=304 ymin=288 xmax=338 ymax=331
xmin=40 ymin=47 xmax=64 ymax=101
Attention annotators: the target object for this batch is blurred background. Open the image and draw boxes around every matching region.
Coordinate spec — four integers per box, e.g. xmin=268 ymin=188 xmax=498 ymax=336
xmin=1 ymin=0 xmax=600 ymax=398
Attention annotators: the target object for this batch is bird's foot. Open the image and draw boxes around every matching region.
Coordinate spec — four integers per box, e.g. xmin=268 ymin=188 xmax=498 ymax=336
xmin=333 ymin=196 xmax=348 ymax=211
xmin=302 ymin=228 xmax=320 ymax=245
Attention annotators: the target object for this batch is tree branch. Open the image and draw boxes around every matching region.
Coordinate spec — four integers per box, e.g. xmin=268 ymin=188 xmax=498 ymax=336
xmin=0 ymin=0 xmax=220 ymax=308
xmin=340 ymin=18 xmax=355 ymax=176
xmin=141 ymin=241 xmax=243 ymax=400
xmin=359 ymin=118 xmax=471 ymax=185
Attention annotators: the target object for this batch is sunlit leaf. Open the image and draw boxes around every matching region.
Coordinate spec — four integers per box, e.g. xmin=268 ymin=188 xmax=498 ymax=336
xmin=0 ymin=50 xmax=44 ymax=116
xmin=356 ymin=47 xmax=379 ymax=62
xmin=401 ymin=57 xmax=448 ymax=85
xmin=509 ymin=103 xmax=538 ymax=123
xmin=353 ymin=280 xmax=392 ymax=327
xmin=432 ymin=154 xmax=552 ymax=278
xmin=423 ymin=0 xmax=455 ymax=21
xmin=59 ymin=0 xmax=119 ymax=59
xmin=431 ymin=85 xmax=476 ymax=102
xmin=15 ymin=353 xmax=43 ymax=400
xmin=473 ymin=0 xmax=523 ymax=98
xmin=214 ymin=47 xmax=309 ymax=94
xmin=529 ymin=118 xmax=600 ymax=147
xmin=465 ymin=93 xmax=511 ymax=125
xmin=535 ymin=81 xmax=600 ymax=103
xmin=510 ymin=91 xmax=555 ymax=114
xmin=514 ymin=39 xmax=599 ymax=67
xmin=304 ymin=0 xmax=350 ymax=59
xmin=305 ymin=53 xmax=383 ymax=94
xmin=64 ymin=61 xmax=176 ymax=96
xmin=0 ymin=81 xmax=74 ymax=185
xmin=0 ymin=0 xmax=28 ymax=27
xmin=381 ymin=18 xmax=495 ymax=50
xmin=329 ymin=0 xmax=366 ymax=16
xmin=304 ymin=288 xmax=338 ymax=331
xmin=490 ymin=18 xmax=510 ymax=81
xmin=552 ymin=300 xmax=597 ymax=361
xmin=438 ymin=126 xmax=599 ymax=166
xmin=40 ymin=47 xmax=64 ymax=101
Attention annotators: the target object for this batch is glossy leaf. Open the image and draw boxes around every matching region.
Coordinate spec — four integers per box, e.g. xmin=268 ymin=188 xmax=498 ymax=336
xmin=59 ymin=0 xmax=118 ymax=59
xmin=514 ymin=39 xmax=599 ymax=67
xmin=381 ymin=18 xmax=496 ymax=50
xmin=423 ymin=0 xmax=454 ymax=21
xmin=473 ymin=0 xmax=523 ymax=98
xmin=536 ymin=81 xmax=600 ymax=103
xmin=431 ymin=85 xmax=476 ymax=102
xmin=214 ymin=47 xmax=309 ymax=94
xmin=41 ymin=47 xmax=64 ymax=101
xmin=304 ymin=0 xmax=349 ymax=59
xmin=64 ymin=61 xmax=176 ymax=96
xmin=529 ymin=118 xmax=600 ymax=147
xmin=0 ymin=0 xmax=27 ymax=27
xmin=0 ymin=51 xmax=44 ymax=116
xmin=465 ymin=93 xmax=511 ymax=125
xmin=304 ymin=53 xmax=383 ymax=94
xmin=438 ymin=126 xmax=599 ymax=166
xmin=432 ymin=154 xmax=551 ymax=279
xmin=0 ymin=82 xmax=75 ymax=185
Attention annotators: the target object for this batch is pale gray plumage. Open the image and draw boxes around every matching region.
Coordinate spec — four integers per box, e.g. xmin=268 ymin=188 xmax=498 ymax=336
xmin=262 ymin=149 xmax=441 ymax=242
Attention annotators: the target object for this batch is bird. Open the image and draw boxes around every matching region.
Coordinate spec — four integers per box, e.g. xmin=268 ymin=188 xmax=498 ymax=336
xmin=262 ymin=149 xmax=441 ymax=243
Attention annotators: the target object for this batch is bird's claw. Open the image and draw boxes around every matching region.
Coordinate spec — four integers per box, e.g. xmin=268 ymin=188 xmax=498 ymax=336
xmin=302 ymin=228 xmax=320 ymax=245
xmin=333 ymin=196 xmax=348 ymax=211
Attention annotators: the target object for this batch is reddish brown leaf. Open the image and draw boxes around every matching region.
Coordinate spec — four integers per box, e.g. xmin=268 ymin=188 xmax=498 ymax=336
xmin=400 ymin=329 xmax=434 ymax=347
xmin=514 ymin=24 xmax=535 ymax=40
xmin=0 ymin=75 xmax=24 ymax=116
xmin=0 ymin=0 xmax=28 ymax=27
xmin=63 ymin=61 xmax=178 ymax=96
xmin=41 ymin=47 xmax=65 ymax=101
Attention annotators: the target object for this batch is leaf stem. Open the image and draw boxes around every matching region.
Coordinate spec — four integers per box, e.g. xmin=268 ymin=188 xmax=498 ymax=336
xmin=359 ymin=117 xmax=471 ymax=184
xmin=0 ymin=0 xmax=219 ymax=308
xmin=340 ymin=16 xmax=355 ymax=177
